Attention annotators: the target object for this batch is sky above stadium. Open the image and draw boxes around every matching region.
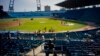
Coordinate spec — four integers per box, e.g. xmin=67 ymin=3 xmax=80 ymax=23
xmin=0 ymin=0 xmax=65 ymax=12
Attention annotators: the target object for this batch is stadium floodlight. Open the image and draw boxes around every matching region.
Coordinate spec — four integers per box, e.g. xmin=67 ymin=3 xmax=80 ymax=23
xmin=36 ymin=0 xmax=41 ymax=11
xmin=9 ymin=0 xmax=15 ymax=12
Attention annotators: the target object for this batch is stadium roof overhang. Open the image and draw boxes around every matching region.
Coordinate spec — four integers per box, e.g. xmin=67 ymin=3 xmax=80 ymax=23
xmin=56 ymin=0 xmax=100 ymax=8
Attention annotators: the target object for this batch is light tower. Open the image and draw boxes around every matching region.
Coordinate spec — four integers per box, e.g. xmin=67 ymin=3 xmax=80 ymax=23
xmin=36 ymin=0 xmax=41 ymax=11
xmin=9 ymin=0 xmax=15 ymax=12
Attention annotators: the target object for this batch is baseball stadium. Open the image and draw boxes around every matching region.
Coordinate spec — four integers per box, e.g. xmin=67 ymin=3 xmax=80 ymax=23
xmin=0 ymin=0 xmax=100 ymax=56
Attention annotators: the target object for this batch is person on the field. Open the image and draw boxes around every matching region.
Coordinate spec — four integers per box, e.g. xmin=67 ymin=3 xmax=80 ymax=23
xmin=44 ymin=27 xmax=47 ymax=32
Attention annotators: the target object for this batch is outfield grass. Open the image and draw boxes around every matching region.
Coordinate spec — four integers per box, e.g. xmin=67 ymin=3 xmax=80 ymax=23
xmin=0 ymin=18 xmax=87 ymax=32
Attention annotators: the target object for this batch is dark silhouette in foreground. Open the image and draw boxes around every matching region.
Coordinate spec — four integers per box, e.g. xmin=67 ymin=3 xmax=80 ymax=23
xmin=44 ymin=40 xmax=55 ymax=56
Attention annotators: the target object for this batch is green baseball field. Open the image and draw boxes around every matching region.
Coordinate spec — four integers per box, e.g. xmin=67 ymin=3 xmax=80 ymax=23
xmin=0 ymin=18 xmax=87 ymax=32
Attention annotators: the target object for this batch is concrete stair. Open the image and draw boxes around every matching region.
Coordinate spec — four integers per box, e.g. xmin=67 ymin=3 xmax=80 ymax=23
xmin=25 ymin=43 xmax=44 ymax=56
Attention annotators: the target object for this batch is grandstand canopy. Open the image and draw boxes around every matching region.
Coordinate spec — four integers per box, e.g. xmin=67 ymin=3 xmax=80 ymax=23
xmin=56 ymin=0 xmax=100 ymax=8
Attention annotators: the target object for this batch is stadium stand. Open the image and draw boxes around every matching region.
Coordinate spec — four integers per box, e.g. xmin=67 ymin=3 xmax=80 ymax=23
xmin=53 ymin=7 xmax=100 ymax=24
xmin=8 ymin=11 xmax=65 ymax=18
xmin=0 ymin=28 xmax=100 ymax=56
xmin=80 ymin=7 xmax=100 ymax=24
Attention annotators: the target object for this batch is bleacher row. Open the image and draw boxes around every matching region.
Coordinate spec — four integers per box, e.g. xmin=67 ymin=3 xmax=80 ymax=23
xmin=1 ymin=39 xmax=42 ymax=56
xmin=8 ymin=11 xmax=65 ymax=18
xmin=53 ymin=7 xmax=100 ymax=24
xmin=0 ymin=28 xmax=100 ymax=56
xmin=8 ymin=11 xmax=52 ymax=18
xmin=0 ymin=31 xmax=43 ymax=56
